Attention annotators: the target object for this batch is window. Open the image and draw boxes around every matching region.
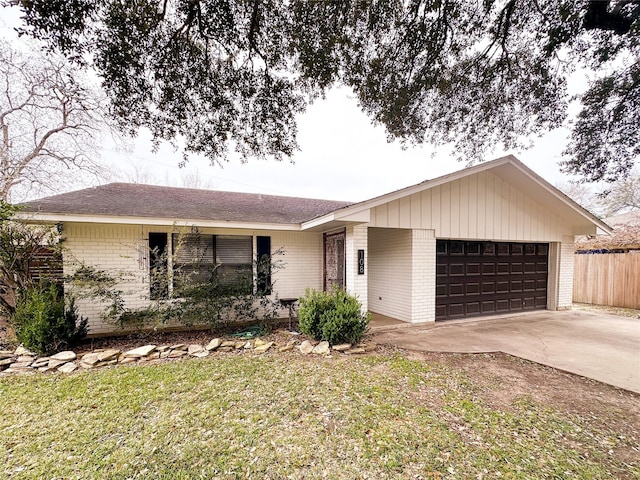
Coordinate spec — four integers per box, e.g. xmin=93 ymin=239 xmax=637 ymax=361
xmin=148 ymin=232 xmax=274 ymax=298
xmin=171 ymin=233 xmax=253 ymax=295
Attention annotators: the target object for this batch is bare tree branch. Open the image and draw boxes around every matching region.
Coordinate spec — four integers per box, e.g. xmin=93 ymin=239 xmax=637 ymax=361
xmin=0 ymin=40 xmax=111 ymax=202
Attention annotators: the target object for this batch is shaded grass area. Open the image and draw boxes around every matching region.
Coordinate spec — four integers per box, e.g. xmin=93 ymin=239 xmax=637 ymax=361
xmin=1 ymin=354 xmax=637 ymax=479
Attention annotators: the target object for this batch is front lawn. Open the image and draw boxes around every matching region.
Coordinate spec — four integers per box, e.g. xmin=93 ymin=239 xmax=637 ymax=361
xmin=1 ymin=352 xmax=638 ymax=479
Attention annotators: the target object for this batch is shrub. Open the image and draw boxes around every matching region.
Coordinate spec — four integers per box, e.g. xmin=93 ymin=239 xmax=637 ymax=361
xmin=12 ymin=282 xmax=88 ymax=354
xmin=298 ymin=287 xmax=370 ymax=345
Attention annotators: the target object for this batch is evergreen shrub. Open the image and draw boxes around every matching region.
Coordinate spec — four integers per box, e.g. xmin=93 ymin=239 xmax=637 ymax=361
xmin=298 ymin=287 xmax=370 ymax=345
xmin=12 ymin=282 xmax=88 ymax=354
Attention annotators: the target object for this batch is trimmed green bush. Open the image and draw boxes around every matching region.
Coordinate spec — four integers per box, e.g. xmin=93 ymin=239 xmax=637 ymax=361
xmin=298 ymin=287 xmax=370 ymax=345
xmin=12 ymin=282 xmax=88 ymax=354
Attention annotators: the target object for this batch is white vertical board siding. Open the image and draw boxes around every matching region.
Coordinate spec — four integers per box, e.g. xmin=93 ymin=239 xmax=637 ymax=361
xmin=63 ymin=223 xmax=151 ymax=335
xmin=368 ymin=228 xmax=413 ymax=321
xmin=368 ymin=171 xmax=566 ymax=241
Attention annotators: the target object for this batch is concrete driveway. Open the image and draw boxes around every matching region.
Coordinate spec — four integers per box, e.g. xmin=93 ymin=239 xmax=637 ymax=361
xmin=372 ymin=309 xmax=640 ymax=393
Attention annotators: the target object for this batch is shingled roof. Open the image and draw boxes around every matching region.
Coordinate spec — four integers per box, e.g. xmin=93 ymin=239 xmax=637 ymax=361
xmin=22 ymin=183 xmax=353 ymax=225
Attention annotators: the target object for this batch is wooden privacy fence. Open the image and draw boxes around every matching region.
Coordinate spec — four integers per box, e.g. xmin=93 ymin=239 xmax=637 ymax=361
xmin=573 ymin=252 xmax=640 ymax=309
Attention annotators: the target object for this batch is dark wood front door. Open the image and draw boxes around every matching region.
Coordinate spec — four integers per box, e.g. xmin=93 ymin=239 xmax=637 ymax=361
xmin=324 ymin=231 xmax=345 ymax=290
xmin=435 ymin=240 xmax=549 ymax=320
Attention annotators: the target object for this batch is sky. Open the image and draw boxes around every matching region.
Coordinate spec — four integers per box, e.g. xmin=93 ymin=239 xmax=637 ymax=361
xmin=1 ymin=6 xmax=579 ymax=203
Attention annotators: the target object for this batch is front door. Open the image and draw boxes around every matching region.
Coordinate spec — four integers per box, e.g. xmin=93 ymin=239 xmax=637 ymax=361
xmin=324 ymin=231 xmax=345 ymax=290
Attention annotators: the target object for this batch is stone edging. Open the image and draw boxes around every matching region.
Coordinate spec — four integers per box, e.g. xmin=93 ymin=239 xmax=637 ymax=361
xmin=0 ymin=335 xmax=377 ymax=376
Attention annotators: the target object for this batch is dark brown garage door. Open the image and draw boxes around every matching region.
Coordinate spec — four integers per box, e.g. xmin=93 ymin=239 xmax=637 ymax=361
xmin=435 ymin=240 xmax=548 ymax=320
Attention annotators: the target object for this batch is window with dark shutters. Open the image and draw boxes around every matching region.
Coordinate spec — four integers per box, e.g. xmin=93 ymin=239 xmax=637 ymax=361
xmin=150 ymin=232 xmax=273 ymax=298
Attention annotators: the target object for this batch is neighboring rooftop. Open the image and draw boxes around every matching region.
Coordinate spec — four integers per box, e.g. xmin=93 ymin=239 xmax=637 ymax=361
xmin=604 ymin=211 xmax=640 ymax=227
xmin=576 ymin=210 xmax=640 ymax=251
xmin=22 ymin=183 xmax=353 ymax=225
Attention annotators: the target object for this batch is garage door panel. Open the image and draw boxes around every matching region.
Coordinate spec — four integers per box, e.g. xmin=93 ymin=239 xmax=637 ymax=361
xmin=481 ymin=282 xmax=495 ymax=294
xmin=496 ymin=299 xmax=510 ymax=312
xmin=497 ymin=262 xmax=510 ymax=274
xmin=466 ymin=282 xmax=480 ymax=295
xmin=436 ymin=240 xmax=548 ymax=320
xmin=510 ymin=298 xmax=523 ymax=310
xmin=482 ymin=263 xmax=496 ymax=275
xmin=481 ymin=301 xmax=496 ymax=313
xmin=450 ymin=242 xmax=465 ymax=255
xmin=450 ymin=264 xmax=465 ymax=276
xmin=466 ymin=302 xmax=481 ymax=315
xmin=466 ymin=263 xmax=481 ymax=275
xmin=449 ymin=304 xmax=465 ymax=318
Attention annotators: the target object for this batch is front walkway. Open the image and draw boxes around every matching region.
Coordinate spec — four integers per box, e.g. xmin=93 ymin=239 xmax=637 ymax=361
xmin=370 ymin=309 xmax=640 ymax=393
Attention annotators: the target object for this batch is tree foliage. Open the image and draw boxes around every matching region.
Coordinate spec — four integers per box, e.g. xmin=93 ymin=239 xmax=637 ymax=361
xmin=9 ymin=0 xmax=640 ymax=180
xmin=0 ymin=40 xmax=108 ymax=202
xmin=0 ymin=201 xmax=61 ymax=316
xmin=599 ymin=170 xmax=640 ymax=216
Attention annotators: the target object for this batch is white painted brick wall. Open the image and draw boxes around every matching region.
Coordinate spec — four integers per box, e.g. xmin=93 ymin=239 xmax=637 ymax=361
xmin=345 ymin=224 xmax=368 ymax=313
xmin=368 ymin=228 xmax=413 ymax=321
xmin=269 ymin=231 xmax=323 ymax=298
xmin=411 ymin=230 xmax=436 ymax=323
xmin=63 ymin=223 xmax=150 ymax=335
xmin=62 ymin=224 xmax=324 ymax=334
xmin=557 ymin=236 xmax=575 ymax=309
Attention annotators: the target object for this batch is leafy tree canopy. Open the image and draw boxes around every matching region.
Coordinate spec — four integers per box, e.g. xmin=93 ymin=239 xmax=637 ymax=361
xmin=8 ymin=0 xmax=640 ymax=181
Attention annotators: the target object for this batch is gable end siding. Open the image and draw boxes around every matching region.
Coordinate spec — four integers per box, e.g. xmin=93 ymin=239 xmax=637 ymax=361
xmin=368 ymin=171 xmax=565 ymax=241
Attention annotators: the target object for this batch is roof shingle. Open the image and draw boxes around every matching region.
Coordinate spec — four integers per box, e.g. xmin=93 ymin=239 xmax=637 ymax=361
xmin=22 ymin=183 xmax=352 ymax=224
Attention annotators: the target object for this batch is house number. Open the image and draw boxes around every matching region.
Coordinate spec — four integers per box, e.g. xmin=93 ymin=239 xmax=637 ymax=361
xmin=358 ymin=249 xmax=365 ymax=275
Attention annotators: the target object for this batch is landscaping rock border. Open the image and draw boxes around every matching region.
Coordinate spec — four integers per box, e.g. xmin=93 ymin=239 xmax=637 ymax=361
xmin=0 ymin=332 xmax=377 ymax=376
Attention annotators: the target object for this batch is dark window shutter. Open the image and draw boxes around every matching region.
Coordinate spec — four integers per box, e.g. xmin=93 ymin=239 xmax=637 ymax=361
xmin=256 ymin=236 xmax=271 ymax=295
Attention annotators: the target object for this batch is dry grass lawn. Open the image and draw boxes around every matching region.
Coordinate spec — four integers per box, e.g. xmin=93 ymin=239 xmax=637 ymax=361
xmin=1 ymin=348 xmax=638 ymax=479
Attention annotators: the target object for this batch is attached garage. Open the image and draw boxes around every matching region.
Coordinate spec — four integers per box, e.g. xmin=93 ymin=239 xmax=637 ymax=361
xmin=306 ymin=155 xmax=612 ymax=324
xmin=435 ymin=240 xmax=549 ymax=320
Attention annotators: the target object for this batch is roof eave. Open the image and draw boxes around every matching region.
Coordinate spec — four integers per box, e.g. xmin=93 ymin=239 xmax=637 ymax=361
xmin=15 ymin=212 xmax=303 ymax=231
